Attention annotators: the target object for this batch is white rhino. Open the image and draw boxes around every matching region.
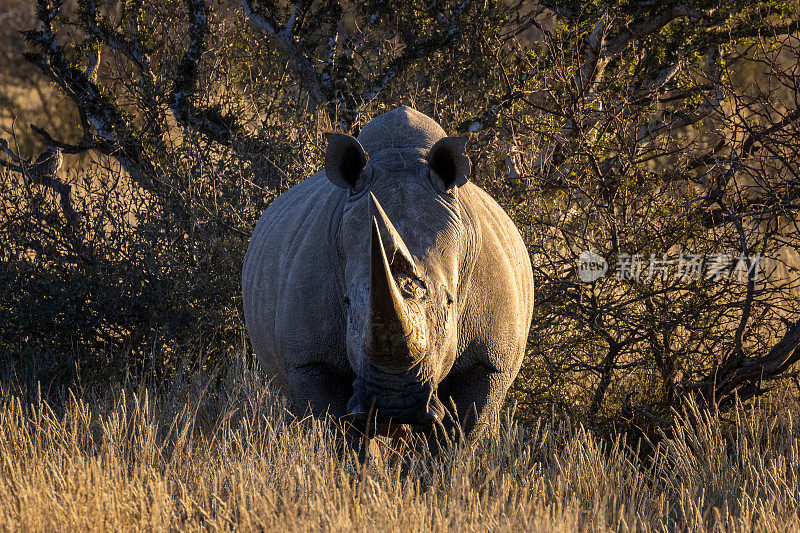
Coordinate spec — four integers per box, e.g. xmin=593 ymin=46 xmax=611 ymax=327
xmin=242 ymin=106 xmax=533 ymax=437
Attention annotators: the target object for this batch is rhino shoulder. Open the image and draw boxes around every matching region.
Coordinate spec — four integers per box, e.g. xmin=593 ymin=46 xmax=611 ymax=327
xmin=460 ymin=183 xmax=518 ymax=237
xmin=251 ymin=171 xmax=337 ymax=230
xmin=242 ymin=171 xmax=348 ymax=388
xmin=454 ymin=182 xmax=534 ymax=372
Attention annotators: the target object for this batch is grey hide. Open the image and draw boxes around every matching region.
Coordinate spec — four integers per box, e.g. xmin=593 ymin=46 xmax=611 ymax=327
xmin=242 ymin=106 xmax=534 ymax=436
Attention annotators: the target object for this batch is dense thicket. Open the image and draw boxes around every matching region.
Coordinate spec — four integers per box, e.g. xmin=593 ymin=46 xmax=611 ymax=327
xmin=1 ymin=0 xmax=798 ymax=424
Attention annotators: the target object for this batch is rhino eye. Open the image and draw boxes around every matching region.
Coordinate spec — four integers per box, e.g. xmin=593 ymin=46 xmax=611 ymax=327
xmin=343 ymin=296 xmax=351 ymax=308
xmin=397 ymin=274 xmax=426 ymax=300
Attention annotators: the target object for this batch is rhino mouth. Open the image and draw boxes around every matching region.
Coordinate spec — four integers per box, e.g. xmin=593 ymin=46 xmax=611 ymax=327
xmin=346 ymin=371 xmax=445 ymax=431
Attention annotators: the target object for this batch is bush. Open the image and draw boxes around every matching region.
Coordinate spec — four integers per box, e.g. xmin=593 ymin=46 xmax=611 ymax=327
xmin=1 ymin=0 xmax=799 ymax=423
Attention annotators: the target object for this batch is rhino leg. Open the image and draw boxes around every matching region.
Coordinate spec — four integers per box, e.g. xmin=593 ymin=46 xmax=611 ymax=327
xmin=285 ymin=365 xmax=371 ymax=461
xmin=287 ymin=363 xmax=354 ymax=419
xmin=437 ymin=366 xmax=514 ymax=439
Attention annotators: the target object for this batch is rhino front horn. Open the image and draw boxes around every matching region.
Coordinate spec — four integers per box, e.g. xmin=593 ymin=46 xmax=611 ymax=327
xmin=368 ymin=215 xmax=426 ymax=372
xmin=368 ymin=193 xmax=420 ymax=279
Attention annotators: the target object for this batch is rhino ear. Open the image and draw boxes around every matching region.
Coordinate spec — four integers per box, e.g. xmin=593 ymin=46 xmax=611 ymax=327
xmin=325 ymin=133 xmax=369 ymax=190
xmin=427 ymin=136 xmax=471 ymax=190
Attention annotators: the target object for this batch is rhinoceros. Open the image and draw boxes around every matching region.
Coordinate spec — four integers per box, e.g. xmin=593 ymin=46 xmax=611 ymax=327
xmin=242 ymin=106 xmax=533 ymax=437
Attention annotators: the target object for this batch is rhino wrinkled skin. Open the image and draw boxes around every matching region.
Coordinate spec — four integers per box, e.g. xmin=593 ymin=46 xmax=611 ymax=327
xmin=242 ymin=106 xmax=534 ymax=437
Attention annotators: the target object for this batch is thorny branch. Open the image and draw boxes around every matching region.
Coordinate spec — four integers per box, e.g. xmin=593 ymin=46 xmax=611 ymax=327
xmin=23 ymin=0 xmax=159 ymax=189
xmin=171 ymin=0 xmax=240 ymax=144
xmin=0 ymin=138 xmax=78 ymax=238
xmin=241 ymin=0 xmax=474 ymax=129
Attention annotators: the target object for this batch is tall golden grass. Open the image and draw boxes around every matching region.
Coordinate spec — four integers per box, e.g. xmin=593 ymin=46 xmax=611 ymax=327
xmin=0 ymin=363 xmax=798 ymax=532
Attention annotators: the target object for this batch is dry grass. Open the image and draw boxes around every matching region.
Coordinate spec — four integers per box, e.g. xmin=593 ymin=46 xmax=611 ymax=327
xmin=0 ymin=364 xmax=798 ymax=532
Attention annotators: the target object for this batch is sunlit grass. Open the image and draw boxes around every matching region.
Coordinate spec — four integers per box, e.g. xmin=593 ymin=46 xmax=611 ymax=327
xmin=0 ymin=363 xmax=798 ymax=532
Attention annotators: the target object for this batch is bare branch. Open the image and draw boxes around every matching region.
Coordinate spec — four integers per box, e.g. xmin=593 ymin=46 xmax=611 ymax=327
xmin=635 ymin=86 xmax=724 ymax=150
xmin=30 ymin=125 xmax=95 ymax=154
xmin=23 ymin=0 xmax=164 ymax=197
xmin=360 ymin=0 xmax=474 ymax=104
xmin=241 ymin=0 xmax=331 ymax=105
xmin=0 ymin=142 xmax=77 ymax=232
xmin=170 ymin=0 xmax=240 ymax=144
xmin=692 ymin=318 xmax=800 ymax=411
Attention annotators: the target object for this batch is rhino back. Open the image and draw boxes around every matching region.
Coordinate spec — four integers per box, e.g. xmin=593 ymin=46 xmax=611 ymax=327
xmin=242 ymin=172 xmax=349 ymax=393
xmin=455 ymin=182 xmax=534 ymax=374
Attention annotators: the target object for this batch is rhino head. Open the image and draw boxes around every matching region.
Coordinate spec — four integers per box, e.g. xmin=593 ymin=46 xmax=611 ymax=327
xmin=324 ymin=117 xmax=471 ymax=431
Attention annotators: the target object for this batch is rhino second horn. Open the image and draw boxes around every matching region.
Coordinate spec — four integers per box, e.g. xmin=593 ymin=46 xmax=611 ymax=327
xmin=368 ymin=216 xmax=426 ymax=372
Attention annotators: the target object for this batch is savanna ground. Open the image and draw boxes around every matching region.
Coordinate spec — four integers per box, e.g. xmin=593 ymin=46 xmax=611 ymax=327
xmin=1 ymin=360 xmax=799 ymax=532
xmin=2 ymin=0 xmax=800 ymax=530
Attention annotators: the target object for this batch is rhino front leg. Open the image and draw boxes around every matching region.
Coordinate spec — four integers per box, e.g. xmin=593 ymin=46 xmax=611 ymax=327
xmin=287 ymin=363 xmax=354 ymax=419
xmin=437 ymin=366 xmax=515 ymax=439
xmin=287 ymin=364 xmax=373 ymax=461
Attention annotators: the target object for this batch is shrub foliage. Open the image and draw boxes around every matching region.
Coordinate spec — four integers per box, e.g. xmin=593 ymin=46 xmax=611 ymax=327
xmin=0 ymin=0 xmax=799 ymax=422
